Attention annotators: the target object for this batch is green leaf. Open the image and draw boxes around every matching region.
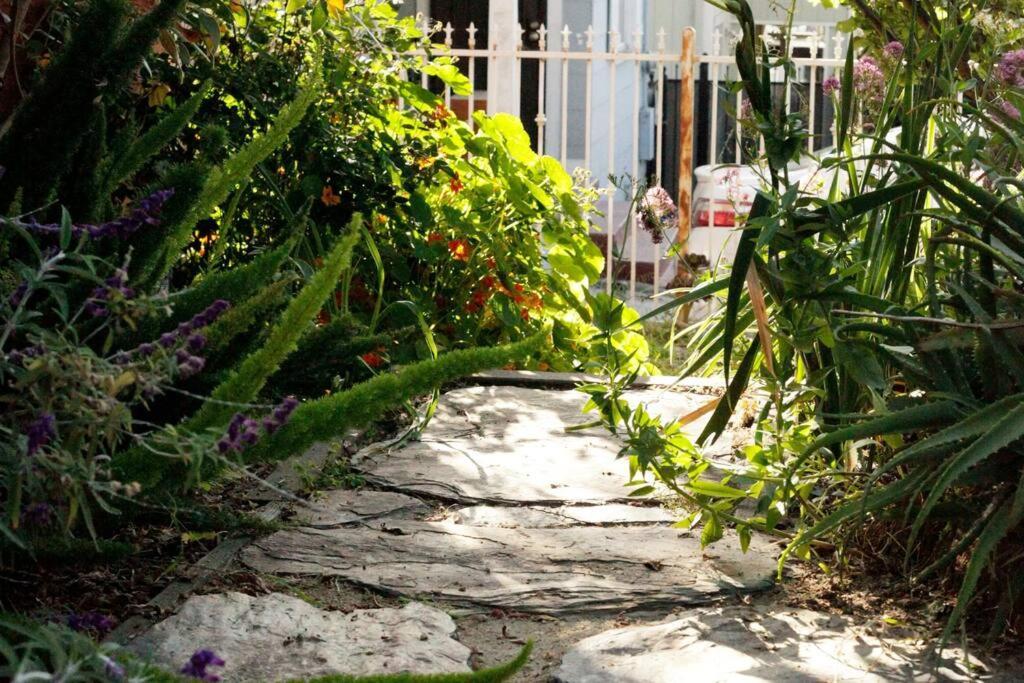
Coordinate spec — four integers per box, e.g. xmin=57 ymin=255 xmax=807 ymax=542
xmin=738 ymin=525 xmax=752 ymax=553
xmin=311 ymin=1 xmax=328 ymax=30
xmin=698 ymin=339 xmax=759 ymax=446
xmin=700 ymin=512 xmax=723 ymax=547
xmin=688 ymin=479 xmax=747 ymax=499
xmin=723 ymin=192 xmax=770 ymax=379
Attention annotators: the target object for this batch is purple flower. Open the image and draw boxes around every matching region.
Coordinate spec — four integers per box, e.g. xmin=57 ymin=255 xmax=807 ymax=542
xmin=882 ymin=41 xmax=904 ymax=61
xmin=186 ymin=334 xmax=207 ymax=353
xmin=996 ymin=49 xmax=1024 ymax=87
xmin=175 ymin=350 xmax=206 ymax=379
xmin=639 ymin=186 xmax=678 ymax=245
xmin=22 ymin=502 xmax=55 ymax=527
xmin=158 ymin=332 xmax=177 ymax=348
xmin=8 ymin=281 xmax=28 ymax=308
xmin=7 ymin=344 xmax=44 ymax=366
xmin=20 ymin=190 xmax=174 ymax=240
xmin=26 ymin=413 xmax=56 ymax=455
xmin=85 ymin=270 xmax=136 ymax=317
xmin=137 ymin=342 xmax=156 ymax=357
xmin=999 ymin=99 xmax=1021 ymax=120
xmin=219 ymin=413 xmax=262 ymax=453
xmin=181 ymin=649 xmax=225 ymax=682
xmin=822 ymin=75 xmax=841 ymax=96
xmin=67 ymin=612 xmax=116 ymax=636
xmin=853 ymin=57 xmax=886 ymax=102
xmin=262 ymin=396 xmax=299 ymax=434
xmin=188 ymin=300 xmax=231 ymax=329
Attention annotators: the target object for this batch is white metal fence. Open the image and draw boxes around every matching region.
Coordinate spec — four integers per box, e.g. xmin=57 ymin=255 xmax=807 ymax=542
xmin=406 ymin=17 xmax=846 ymax=307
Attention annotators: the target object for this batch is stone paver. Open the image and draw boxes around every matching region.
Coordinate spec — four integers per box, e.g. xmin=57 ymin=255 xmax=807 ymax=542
xmin=356 ymin=385 xmax=737 ymax=505
xmin=242 ymin=513 xmax=775 ymax=615
xmin=451 ymin=503 xmax=674 ymax=527
xmin=554 ymin=605 xmax=1005 ymax=682
xmin=295 ymin=489 xmax=429 ymax=528
xmin=127 ymin=592 xmax=470 ymax=681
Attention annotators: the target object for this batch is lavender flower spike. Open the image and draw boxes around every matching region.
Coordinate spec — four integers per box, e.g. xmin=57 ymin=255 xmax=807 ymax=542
xmin=26 ymin=413 xmax=56 ymax=455
xmin=181 ymin=649 xmax=226 ymax=682
xmin=19 ymin=189 xmax=175 ymax=240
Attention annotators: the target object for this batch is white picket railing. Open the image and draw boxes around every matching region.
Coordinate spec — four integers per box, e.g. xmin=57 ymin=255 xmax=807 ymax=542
xmin=405 ymin=18 xmax=847 ymax=308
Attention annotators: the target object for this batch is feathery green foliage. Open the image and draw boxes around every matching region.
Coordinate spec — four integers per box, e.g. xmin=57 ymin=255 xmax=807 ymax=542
xmin=100 ymin=82 xmax=213 ymax=200
xmin=246 ymin=328 xmax=548 ymax=464
xmin=267 ymin=324 xmax=417 ymax=397
xmin=151 ymin=53 xmax=324 ymax=283
xmin=0 ymin=0 xmax=188 ymax=212
xmin=202 ymin=279 xmax=295 ymax=358
xmin=187 ymin=217 xmax=361 ymax=432
xmin=140 ymin=240 xmax=295 ymax=340
xmin=0 ymin=0 xmax=127 ymax=211
xmin=129 ymin=162 xmax=210 ymax=289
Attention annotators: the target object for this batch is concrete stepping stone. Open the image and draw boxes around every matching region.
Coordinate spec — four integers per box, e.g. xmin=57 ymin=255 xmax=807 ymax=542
xmin=554 ymin=605 xmax=1002 ymax=682
xmin=451 ymin=503 xmax=674 ymax=527
xmin=126 ymin=592 xmax=470 ymax=681
xmin=295 ymin=490 xmax=429 ymax=528
xmin=357 ymin=385 xmax=737 ymax=505
xmin=241 ymin=516 xmax=776 ymax=615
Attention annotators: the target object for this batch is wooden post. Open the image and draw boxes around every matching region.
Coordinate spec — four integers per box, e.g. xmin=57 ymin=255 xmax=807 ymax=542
xmin=677 ymin=27 xmax=696 ymax=259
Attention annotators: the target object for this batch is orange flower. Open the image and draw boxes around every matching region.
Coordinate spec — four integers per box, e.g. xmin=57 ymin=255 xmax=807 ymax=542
xmin=448 ymin=239 xmax=472 ymax=262
xmin=148 ymin=83 xmax=171 ymax=107
xmin=449 ymin=173 xmax=464 ymax=193
xmin=427 ymin=232 xmax=445 ymax=245
xmin=361 ymin=351 xmax=385 ymax=368
xmin=486 ymin=257 xmax=497 ymax=269
xmin=432 ymin=104 xmax=452 ymax=122
xmin=321 ymin=185 xmax=341 ymax=206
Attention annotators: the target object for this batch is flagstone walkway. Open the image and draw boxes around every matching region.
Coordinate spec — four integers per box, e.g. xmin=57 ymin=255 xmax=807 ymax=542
xmin=124 ymin=383 xmax=1012 ymax=681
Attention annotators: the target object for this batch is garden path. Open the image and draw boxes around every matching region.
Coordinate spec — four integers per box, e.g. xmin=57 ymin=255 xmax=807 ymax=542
xmin=127 ymin=382 xmax=1011 ymax=681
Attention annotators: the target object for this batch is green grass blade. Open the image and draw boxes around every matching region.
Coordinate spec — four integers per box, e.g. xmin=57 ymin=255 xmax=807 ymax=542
xmin=723 ymin=193 xmax=770 ymax=379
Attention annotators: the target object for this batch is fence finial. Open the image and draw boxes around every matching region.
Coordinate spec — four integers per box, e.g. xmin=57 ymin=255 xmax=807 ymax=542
xmin=656 ymin=28 xmax=667 ymax=54
xmin=538 ymin=23 xmax=548 ymax=51
xmin=443 ymin=21 xmax=454 ymax=47
xmin=632 ymin=27 xmax=643 ymax=53
xmin=832 ymin=33 xmax=845 ymax=59
xmin=712 ymin=29 xmax=722 ymax=56
xmin=467 ymin=21 xmax=477 ymax=49
xmin=610 ymin=28 xmax=620 ymax=54
xmin=584 ymin=25 xmax=595 ymax=51
xmin=561 ymin=24 xmax=571 ymax=50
